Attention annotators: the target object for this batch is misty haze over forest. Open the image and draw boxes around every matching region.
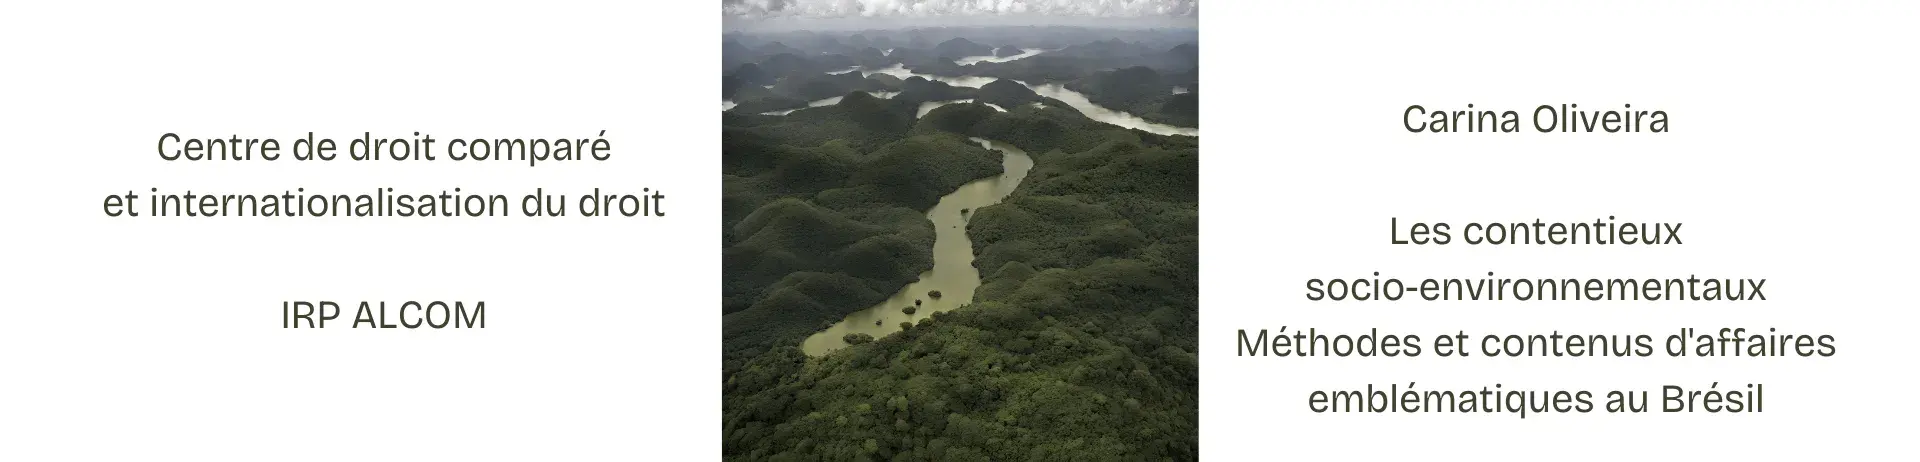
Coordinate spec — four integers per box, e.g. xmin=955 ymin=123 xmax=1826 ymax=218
xmin=723 ymin=0 xmax=1197 ymax=31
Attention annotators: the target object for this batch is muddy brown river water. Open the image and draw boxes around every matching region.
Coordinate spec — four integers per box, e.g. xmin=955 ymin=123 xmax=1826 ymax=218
xmin=800 ymin=138 xmax=1035 ymax=356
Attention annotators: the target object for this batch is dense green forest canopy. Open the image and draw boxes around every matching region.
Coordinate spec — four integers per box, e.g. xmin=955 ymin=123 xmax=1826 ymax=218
xmin=1064 ymin=66 xmax=1198 ymax=127
xmin=974 ymin=79 xmax=1043 ymax=108
xmin=723 ymin=26 xmax=1198 ymax=461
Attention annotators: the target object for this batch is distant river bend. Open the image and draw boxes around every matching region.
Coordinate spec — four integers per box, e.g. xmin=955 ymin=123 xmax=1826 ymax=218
xmin=858 ymin=64 xmax=1198 ymax=137
xmin=726 ymin=63 xmax=1199 ymax=137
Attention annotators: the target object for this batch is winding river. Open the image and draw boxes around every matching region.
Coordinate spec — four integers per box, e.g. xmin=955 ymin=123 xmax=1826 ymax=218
xmin=800 ymin=138 xmax=1034 ymax=356
xmin=729 ymin=61 xmax=1198 ymax=137
xmin=953 ymin=48 xmax=1047 ymax=66
xmin=732 ymin=59 xmax=1193 ymax=356
xmin=760 ymin=90 xmax=901 ymax=116
xmin=915 ymin=99 xmax=1006 ymax=119
xmin=857 ymin=64 xmax=1198 ymax=137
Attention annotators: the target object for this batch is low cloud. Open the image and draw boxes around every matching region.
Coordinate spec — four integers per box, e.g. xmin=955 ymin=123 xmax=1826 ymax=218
xmin=722 ymin=0 xmax=1199 ymax=19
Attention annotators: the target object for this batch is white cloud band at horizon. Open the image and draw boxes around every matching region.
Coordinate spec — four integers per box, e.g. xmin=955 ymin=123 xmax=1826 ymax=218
xmin=723 ymin=0 xmax=1199 ymax=20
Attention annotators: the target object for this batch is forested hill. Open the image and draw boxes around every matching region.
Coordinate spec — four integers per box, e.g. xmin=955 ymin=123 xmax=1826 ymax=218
xmin=722 ymin=88 xmax=1198 ymax=460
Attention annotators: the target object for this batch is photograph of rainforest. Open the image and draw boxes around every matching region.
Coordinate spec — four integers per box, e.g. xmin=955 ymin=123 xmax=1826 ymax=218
xmin=721 ymin=1 xmax=1198 ymax=460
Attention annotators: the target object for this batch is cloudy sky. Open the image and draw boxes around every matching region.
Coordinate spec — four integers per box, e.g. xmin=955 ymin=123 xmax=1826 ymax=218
xmin=723 ymin=0 xmax=1199 ymax=21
